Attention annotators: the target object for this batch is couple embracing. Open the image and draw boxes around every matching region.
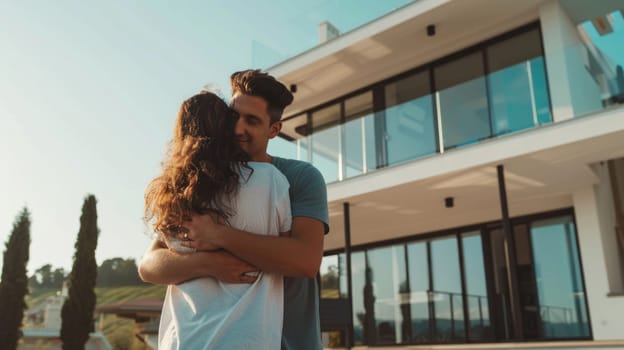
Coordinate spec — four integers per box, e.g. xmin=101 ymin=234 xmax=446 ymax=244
xmin=140 ymin=69 xmax=329 ymax=350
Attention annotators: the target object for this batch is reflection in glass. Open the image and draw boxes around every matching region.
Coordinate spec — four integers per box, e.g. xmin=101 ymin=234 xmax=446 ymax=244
xmin=311 ymin=104 xmax=341 ymax=182
xmin=367 ymin=245 xmax=409 ymax=344
xmin=338 ymin=253 xmax=347 ymax=299
xmin=350 ymin=251 xmax=367 ymax=345
xmin=343 ymin=116 xmax=377 ymax=177
xmin=267 ymin=136 xmax=298 ymax=160
xmin=513 ymin=224 xmax=541 ymax=339
xmin=320 ymin=255 xmax=340 ymax=298
xmin=344 ymin=92 xmax=376 ymax=177
xmin=384 ymin=71 xmax=437 ymax=164
xmin=298 ymin=137 xmax=310 ymax=163
xmin=435 ymin=52 xmax=490 ymax=149
xmin=487 ymin=29 xmax=551 ymax=135
xmin=320 ymin=254 xmax=345 ymax=347
xmin=530 ymin=217 xmax=590 ymax=338
xmin=273 ymin=113 xmax=310 ymax=162
xmin=461 ymin=232 xmax=492 ymax=340
xmin=488 ymin=228 xmax=515 ymax=340
xmin=431 ymin=236 xmax=464 ymax=341
xmin=579 ymin=10 xmax=624 ymax=109
xmin=407 ymin=242 xmax=430 ymax=342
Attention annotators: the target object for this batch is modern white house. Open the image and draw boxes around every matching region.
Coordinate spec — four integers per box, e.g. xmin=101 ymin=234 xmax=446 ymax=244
xmin=267 ymin=0 xmax=624 ymax=348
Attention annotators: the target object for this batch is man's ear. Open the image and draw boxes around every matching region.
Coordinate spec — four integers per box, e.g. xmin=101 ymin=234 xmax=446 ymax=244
xmin=268 ymin=121 xmax=282 ymax=139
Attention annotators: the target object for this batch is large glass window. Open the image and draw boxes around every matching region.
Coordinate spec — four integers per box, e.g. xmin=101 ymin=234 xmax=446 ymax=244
xmin=530 ymin=216 xmax=590 ymax=338
xmin=406 ymin=242 xmax=431 ymax=342
xmin=384 ymin=70 xmax=437 ymax=164
xmin=461 ymin=231 xmax=492 ymax=340
xmin=321 ymin=211 xmax=589 ymax=345
xmin=311 ymin=104 xmax=341 ymax=182
xmin=486 ymin=28 xmax=552 ymax=135
xmin=320 ymin=254 xmax=340 ymax=298
xmin=344 ymin=92 xmax=376 ymax=177
xmin=270 ymin=113 xmax=309 ymax=161
xmin=350 ymin=251 xmax=367 ymax=345
xmin=267 ymin=136 xmax=298 ymax=161
xmin=367 ymin=245 xmax=409 ymax=345
xmin=488 ymin=227 xmax=515 ymax=340
xmin=513 ymin=224 xmax=541 ymax=339
xmin=430 ymin=236 xmax=464 ymax=341
xmin=435 ymin=52 xmax=490 ymax=149
xmin=275 ymin=25 xmax=551 ymax=184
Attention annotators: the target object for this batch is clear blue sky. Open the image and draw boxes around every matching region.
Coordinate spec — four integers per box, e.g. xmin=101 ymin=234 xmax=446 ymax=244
xmin=0 ymin=0 xmax=412 ymax=273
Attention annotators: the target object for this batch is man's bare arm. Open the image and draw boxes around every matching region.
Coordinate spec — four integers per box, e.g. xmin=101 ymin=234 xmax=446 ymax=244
xmin=183 ymin=216 xmax=324 ymax=278
xmin=137 ymin=239 xmax=258 ymax=285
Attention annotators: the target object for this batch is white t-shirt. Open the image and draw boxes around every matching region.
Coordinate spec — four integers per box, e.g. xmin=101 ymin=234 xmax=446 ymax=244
xmin=158 ymin=162 xmax=292 ymax=350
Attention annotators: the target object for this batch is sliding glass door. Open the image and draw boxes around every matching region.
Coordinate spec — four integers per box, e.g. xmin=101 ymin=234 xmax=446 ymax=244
xmin=529 ymin=216 xmax=590 ymax=338
xmin=321 ymin=210 xmax=591 ymax=346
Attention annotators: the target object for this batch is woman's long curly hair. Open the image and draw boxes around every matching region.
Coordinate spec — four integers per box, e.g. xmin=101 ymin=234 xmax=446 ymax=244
xmin=144 ymin=91 xmax=249 ymax=237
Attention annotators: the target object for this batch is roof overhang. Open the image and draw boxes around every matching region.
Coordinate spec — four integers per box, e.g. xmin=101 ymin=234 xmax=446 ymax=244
xmin=269 ymin=0 xmax=624 ymax=119
xmin=269 ymin=0 xmax=548 ymax=118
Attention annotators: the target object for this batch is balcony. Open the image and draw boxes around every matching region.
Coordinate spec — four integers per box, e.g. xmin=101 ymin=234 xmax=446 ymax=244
xmin=270 ymin=13 xmax=624 ymax=185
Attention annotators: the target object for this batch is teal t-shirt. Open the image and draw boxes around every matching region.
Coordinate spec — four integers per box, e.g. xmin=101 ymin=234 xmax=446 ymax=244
xmin=271 ymin=156 xmax=329 ymax=350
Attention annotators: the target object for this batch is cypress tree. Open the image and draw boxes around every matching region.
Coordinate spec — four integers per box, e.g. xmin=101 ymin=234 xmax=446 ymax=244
xmin=0 ymin=208 xmax=31 ymax=350
xmin=60 ymin=195 xmax=100 ymax=350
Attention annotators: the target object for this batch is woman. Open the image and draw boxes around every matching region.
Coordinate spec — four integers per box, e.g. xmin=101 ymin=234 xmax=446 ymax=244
xmin=144 ymin=91 xmax=291 ymax=349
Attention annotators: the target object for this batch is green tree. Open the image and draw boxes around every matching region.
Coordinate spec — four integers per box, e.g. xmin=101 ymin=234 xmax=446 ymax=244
xmin=0 ymin=208 xmax=31 ymax=350
xmin=97 ymin=257 xmax=144 ymax=287
xmin=29 ymin=264 xmax=66 ymax=290
xmin=36 ymin=264 xmax=53 ymax=288
xmin=27 ymin=273 xmax=39 ymax=290
xmin=61 ymin=195 xmax=100 ymax=350
xmin=320 ymin=264 xmax=339 ymax=291
xmin=52 ymin=267 xmax=65 ymax=289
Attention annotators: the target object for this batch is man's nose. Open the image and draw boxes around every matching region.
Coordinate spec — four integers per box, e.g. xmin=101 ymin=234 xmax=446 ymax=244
xmin=234 ymin=118 xmax=245 ymax=135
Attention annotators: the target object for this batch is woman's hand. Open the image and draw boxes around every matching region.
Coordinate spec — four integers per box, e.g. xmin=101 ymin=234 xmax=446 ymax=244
xmin=178 ymin=212 xmax=224 ymax=251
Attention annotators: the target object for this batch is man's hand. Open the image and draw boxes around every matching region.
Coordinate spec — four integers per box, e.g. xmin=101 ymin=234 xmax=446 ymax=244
xmin=209 ymin=250 xmax=259 ymax=284
xmin=208 ymin=216 xmax=324 ymax=278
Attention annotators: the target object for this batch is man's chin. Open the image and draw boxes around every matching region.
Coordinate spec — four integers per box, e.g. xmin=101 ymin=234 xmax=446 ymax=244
xmin=238 ymin=143 xmax=250 ymax=153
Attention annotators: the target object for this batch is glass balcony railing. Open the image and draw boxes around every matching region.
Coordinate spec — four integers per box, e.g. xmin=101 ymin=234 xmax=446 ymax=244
xmin=269 ymin=12 xmax=624 ymax=184
xmin=577 ymin=10 xmax=624 ymax=110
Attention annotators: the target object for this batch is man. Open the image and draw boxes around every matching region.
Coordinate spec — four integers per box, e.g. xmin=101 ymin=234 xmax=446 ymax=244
xmin=139 ymin=69 xmax=329 ymax=350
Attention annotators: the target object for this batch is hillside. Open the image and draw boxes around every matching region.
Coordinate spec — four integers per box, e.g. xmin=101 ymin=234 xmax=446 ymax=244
xmin=95 ymin=284 xmax=166 ymax=305
xmin=27 ymin=284 xmax=166 ymax=309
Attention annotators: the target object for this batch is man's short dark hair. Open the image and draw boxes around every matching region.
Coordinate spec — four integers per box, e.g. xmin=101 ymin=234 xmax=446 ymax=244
xmin=230 ymin=69 xmax=294 ymax=124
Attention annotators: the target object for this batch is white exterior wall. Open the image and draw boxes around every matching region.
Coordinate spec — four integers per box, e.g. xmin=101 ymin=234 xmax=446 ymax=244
xmin=43 ymin=296 xmax=63 ymax=330
xmin=592 ymin=163 xmax=624 ymax=292
xmin=539 ymin=0 xmax=603 ymax=121
xmin=573 ymin=186 xmax=624 ymax=340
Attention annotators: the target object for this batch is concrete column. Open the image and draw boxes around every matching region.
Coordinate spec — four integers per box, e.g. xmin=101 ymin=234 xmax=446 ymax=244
xmin=573 ymin=186 xmax=624 ymax=340
xmin=592 ymin=162 xmax=624 ymax=292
